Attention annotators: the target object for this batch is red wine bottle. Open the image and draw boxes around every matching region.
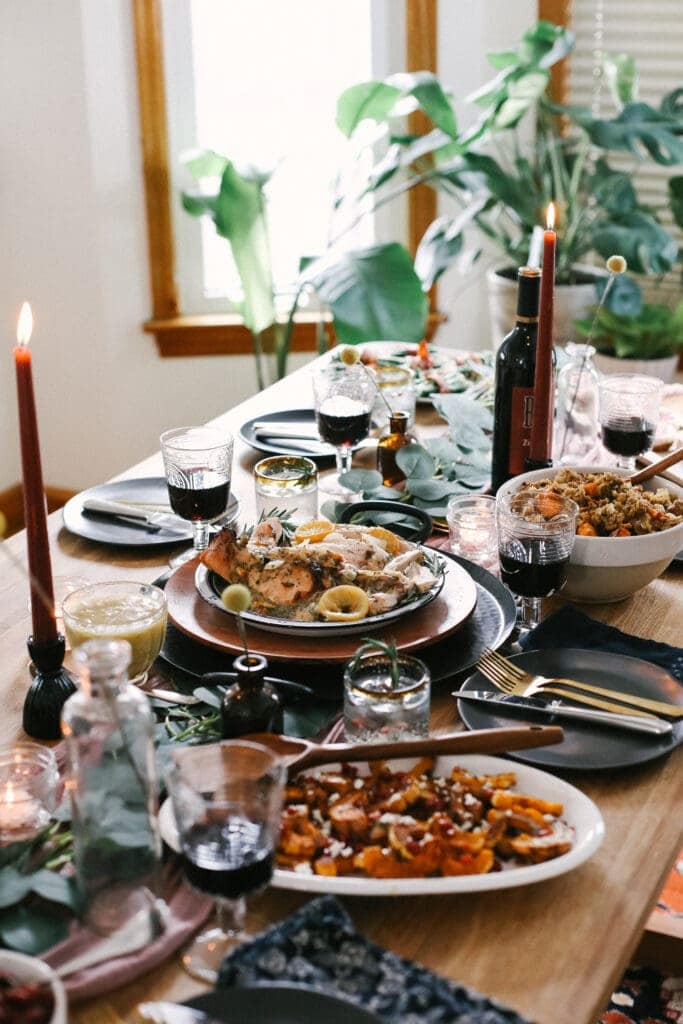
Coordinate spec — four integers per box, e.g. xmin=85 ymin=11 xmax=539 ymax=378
xmin=491 ymin=268 xmax=541 ymax=492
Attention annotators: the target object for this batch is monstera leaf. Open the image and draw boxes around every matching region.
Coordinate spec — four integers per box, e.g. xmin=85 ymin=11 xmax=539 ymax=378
xmin=669 ymin=176 xmax=683 ymax=230
xmin=414 ymin=197 xmax=487 ymax=290
xmin=590 ymin=211 xmax=678 ymax=275
xmin=307 ymin=244 xmax=428 ymax=345
xmin=602 ymin=53 xmax=638 ymax=108
xmin=337 ymin=72 xmax=457 ymax=139
xmin=552 ymin=101 xmax=683 ymax=165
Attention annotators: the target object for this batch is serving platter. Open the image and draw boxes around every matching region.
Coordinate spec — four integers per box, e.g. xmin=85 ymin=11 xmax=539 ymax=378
xmin=194 ymin=546 xmax=445 ymax=638
xmin=356 ymin=342 xmax=494 ymax=406
xmin=159 ymin=753 xmax=604 ymax=896
xmin=164 ymin=555 xmax=477 ymax=663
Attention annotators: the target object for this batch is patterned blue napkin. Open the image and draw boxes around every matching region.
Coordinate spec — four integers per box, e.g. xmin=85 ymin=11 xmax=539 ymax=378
xmin=520 ymin=605 xmax=683 ymax=683
xmin=217 ymin=895 xmax=530 ymax=1023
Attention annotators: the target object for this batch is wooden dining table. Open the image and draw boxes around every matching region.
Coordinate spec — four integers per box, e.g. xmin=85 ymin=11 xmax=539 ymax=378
xmin=2 ymin=359 xmax=682 ymax=1024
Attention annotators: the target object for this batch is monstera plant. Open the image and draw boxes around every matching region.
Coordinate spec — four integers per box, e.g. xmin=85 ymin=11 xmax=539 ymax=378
xmin=181 ymin=20 xmax=683 ymax=380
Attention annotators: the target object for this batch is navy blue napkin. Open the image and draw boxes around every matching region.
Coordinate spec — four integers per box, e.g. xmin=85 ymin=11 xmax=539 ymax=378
xmin=217 ymin=895 xmax=530 ymax=1023
xmin=520 ymin=605 xmax=683 ymax=684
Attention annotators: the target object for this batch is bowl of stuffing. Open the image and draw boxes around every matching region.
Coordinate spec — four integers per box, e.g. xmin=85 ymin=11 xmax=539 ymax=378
xmin=497 ymin=466 xmax=683 ymax=603
xmin=0 ymin=951 xmax=66 ymax=1024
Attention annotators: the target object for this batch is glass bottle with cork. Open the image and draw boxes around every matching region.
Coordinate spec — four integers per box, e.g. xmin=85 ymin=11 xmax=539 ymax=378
xmin=221 ymin=653 xmax=283 ymax=738
xmin=377 ymin=411 xmax=416 ymax=486
xmin=491 ymin=267 xmax=541 ymax=492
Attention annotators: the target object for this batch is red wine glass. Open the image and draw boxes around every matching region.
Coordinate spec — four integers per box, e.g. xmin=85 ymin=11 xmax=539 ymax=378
xmin=312 ymin=363 xmax=374 ymax=497
xmin=166 ymin=741 xmax=285 ymax=983
xmin=598 ymin=374 xmax=662 ymax=471
xmin=160 ymin=426 xmax=233 ymax=565
xmin=496 ymin=490 xmax=578 ymax=632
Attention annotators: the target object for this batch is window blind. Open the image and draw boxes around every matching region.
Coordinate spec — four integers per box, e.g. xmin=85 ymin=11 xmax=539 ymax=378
xmin=570 ymin=0 xmax=682 ymax=302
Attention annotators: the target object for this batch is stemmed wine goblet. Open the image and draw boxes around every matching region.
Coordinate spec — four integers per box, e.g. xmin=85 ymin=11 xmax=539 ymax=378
xmin=598 ymin=374 xmax=663 ymax=471
xmin=160 ymin=426 xmax=233 ymax=565
xmin=312 ymin=363 xmax=375 ymax=497
xmin=166 ymin=740 xmax=285 ymax=983
xmin=496 ymin=490 xmax=578 ymax=633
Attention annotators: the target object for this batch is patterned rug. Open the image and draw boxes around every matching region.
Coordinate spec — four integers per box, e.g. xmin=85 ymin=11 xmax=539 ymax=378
xmin=601 ymin=966 xmax=683 ymax=1023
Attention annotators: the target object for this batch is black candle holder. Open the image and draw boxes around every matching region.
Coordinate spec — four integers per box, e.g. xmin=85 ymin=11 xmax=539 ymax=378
xmin=23 ymin=634 xmax=77 ymax=740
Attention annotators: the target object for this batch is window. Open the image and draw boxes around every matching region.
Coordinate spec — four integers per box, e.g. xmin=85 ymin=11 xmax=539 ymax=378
xmin=134 ymin=0 xmax=436 ymax=356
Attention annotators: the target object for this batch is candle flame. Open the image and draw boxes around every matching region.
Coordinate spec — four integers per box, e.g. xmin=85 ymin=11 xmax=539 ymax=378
xmin=546 ymin=202 xmax=556 ymax=231
xmin=16 ymin=302 xmax=33 ymax=348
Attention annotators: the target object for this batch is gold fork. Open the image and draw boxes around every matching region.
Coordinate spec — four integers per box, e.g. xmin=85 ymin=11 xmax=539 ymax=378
xmin=477 ymin=649 xmax=681 ymax=719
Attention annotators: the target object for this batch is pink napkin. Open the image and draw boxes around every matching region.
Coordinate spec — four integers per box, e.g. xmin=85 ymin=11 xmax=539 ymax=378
xmin=43 ymin=859 xmax=212 ymax=1003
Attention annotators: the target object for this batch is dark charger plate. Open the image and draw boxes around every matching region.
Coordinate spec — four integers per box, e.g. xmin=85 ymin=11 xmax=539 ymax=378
xmin=156 ymin=552 xmax=516 ymax=692
xmin=457 ymin=648 xmax=683 ymax=771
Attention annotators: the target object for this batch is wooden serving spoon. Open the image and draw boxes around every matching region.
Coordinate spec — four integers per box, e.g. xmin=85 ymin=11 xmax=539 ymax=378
xmin=630 ymin=446 xmax=683 ymax=485
xmin=241 ymin=725 xmax=563 ymax=773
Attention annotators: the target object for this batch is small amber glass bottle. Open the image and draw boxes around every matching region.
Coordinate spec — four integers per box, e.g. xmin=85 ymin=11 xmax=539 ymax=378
xmin=377 ymin=411 xmax=416 ymax=486
xmin=221 ymin=653 xmax=284 ymax=738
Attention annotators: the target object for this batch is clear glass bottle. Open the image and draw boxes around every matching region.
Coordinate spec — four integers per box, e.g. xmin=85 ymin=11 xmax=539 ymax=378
xmin=62 ymin=638 xmax=162 ymax=934
xmin=377 ymin=411 xmax=416 ymax=486
xmin=221 ymin=654 xmax=284 ymax=738
xmin=554 ymin=342 xmax=600 ymax=464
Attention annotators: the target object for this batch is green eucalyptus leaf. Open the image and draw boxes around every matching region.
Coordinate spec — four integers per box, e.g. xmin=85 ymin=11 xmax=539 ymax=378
xmin=433 ymin=393 xmax=494 ymax=431
xmin=406 ymin=479 xmax=458 ymax=501
xmin=191 ymin=687 xmax=223 ymax=709
xmin=321 ymin=500 xmax=347 ymax=522
xmin=0 ymin=904 xmax=69 ymax=955
xmin=336 ymin=81 xmax=402 ymax=137
xmin=426 ymin=437 xmax=463 ymax=464
xmin=0 ymin=868 xmax=32 ymax=909
xmin=395 ymin=444 xmax=436 ymax=478
xmin=29 ymin=870 xmax=79 ymax=911
xmin=597 ymin=274 xmax=644 ymax=317
xmin=309 ymin=244 xmax=427 ymax=345
xmin=339 ymin=469 xmax=383 ymax=491
xmin=284 ymin=702 xmax=335 ymax=740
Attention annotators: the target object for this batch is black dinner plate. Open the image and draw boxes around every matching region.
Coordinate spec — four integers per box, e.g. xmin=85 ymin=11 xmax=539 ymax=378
xmin=62 ymin=477 xmax=239 ymax=547
xmin=457 ymin=648 xmax=683 ymax=771
xmin=240 ymin=408 xmax=365 ymax=460
xmin=187 ymin=984 xmax=382 ymax=1023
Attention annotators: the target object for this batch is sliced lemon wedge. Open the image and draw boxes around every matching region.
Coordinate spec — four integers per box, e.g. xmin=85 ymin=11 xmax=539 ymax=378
xmin=293 ymin=519 xmax=334 ymax=545
xmin=317 ymin=585 xmax=370 ymax=622
xmin=366 ymin=525 xmax=403 ymax=556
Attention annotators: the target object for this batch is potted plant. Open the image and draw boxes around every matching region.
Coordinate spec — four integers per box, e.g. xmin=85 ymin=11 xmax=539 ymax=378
xmin=574 ymin=276 xmax=683 ymax=381
xmin=336 ymin=21 xmax=683 ymax=347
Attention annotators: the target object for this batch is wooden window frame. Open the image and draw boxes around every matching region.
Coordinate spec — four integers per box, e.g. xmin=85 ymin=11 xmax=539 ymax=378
xmin=133 ymin=0 xmax=441 ymax=357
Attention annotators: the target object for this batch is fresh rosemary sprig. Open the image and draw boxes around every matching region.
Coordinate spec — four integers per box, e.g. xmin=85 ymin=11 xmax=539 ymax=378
xmin=349 ymin=636 xmax=401 ymax=690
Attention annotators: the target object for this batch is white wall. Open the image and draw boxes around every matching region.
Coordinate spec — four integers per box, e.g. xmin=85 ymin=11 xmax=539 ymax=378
xmin=0 ymin=0 xmax=310 ymax=493
xmin=436 ymin=0 xmax=536 ymax=350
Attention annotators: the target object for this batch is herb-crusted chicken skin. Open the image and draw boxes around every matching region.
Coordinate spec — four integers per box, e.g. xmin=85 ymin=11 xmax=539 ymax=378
xmin=201 ymin=518 xmax=440 ymax=621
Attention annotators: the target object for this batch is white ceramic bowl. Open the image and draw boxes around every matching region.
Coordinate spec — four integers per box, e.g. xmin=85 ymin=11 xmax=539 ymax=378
xmin=0 ymin=950 xmax=67 ymax=1024
xmin=497 ymin=465 xmax=683 ymax=603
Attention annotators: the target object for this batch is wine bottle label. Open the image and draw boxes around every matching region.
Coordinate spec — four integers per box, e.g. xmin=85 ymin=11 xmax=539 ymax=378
xmin=509 ymin=388 xmax=534 ymax=474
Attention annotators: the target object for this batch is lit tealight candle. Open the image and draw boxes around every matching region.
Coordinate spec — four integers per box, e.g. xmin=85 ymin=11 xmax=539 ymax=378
xmin=0 ymin=779 xmax=41 ymax=839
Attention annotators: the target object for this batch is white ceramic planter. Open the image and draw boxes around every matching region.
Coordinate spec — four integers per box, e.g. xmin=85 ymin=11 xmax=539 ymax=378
xmin=592 ymin=351 xmax=679 ymax=383
xmin=487 ymin=264 xmax=603 ymax=351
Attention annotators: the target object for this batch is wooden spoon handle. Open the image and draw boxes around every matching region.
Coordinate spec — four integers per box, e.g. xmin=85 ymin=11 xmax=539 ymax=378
xmin=299 ymin=725 xmax=563 ymax=769
xmin=630 ymin=447 xmax=683 ymax=485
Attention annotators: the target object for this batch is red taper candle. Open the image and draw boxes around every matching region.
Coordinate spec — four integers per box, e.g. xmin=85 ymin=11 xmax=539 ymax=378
xmin=13 ymin=303 xmax=57 ymax=643
xmin=528 ymin=203 xmax=556 ymax=465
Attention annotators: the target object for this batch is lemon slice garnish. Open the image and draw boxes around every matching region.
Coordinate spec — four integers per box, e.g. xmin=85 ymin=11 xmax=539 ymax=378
xmin=317 ymin=585 xmax=370 ymax=622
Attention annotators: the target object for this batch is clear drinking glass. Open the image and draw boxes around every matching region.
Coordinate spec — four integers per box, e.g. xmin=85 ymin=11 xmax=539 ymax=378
xmin=554 ymin=342 xmax=600 ymax=464
xmin=166 ymin=741 xmax=285 ymax=983
xmin=312 ymin=363 xmax=374 ymax=498
xmin=254 ymin=456 xmax=318 ymax=524
xmin=598 ymin=374 xmax=663 ymax=471
xmin=344 ymin=654 xmax=431 ymax=742
xmin=447 ymin=494 xmax=497 ymax=572
xmin=372 ymin=366 xmax=416 ymax=430
xmin=496 ymin=490 xmax=578 ymax=633
xmin=62 ymin=581 xmax=167 ymax=684
xmin=160 ymin=426 xmax=234 ymax=561
xmin=0 ymin=743 xmax=58 ymax=844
